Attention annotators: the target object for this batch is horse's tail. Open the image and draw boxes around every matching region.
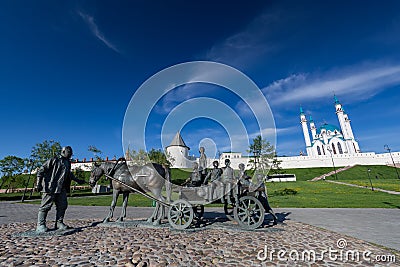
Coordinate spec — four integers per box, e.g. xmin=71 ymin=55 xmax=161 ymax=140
xmin=163 ymin=164 xmax=172 ymax=203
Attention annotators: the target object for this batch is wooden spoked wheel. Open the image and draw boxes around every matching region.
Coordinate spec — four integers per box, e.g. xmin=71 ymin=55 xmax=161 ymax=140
xmin=234 ymin=196 xmax=265 ymax=230
xmin=168 ymin=199 xmax=194 ymax=230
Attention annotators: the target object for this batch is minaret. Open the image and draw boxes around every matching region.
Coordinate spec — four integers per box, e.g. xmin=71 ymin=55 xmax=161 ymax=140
xmin=300 ymin=107 xmax=313 ymax=156
xmin=309 ymin=115 xmax=317 ymax=140
xmin=334 ymin=95 xmax=349 ymax=138
xmin=334 ymin=95 xmax=357 ymax=154
xmin=343 ymin=111 xmax=360 ymax=153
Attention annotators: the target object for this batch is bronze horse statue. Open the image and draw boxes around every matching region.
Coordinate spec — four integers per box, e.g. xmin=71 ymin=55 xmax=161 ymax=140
xmin=89 ymin=159 xmax=170 ymax=225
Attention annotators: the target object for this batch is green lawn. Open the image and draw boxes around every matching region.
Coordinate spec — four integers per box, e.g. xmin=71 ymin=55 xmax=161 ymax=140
xmin=323 ymin=165 xmax=400 ymax=192
xmin=266 ymin=180 xmax=399 ymax=208
xmin=277 ymin=167 xmax=335 ymax=181
xmin=325 ymin=165 xmax=400 ymax=180
xmin=336 ymin=179 xmax=400 ymax=192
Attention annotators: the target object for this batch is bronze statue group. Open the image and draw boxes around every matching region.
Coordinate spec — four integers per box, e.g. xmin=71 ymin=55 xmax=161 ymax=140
xmin=34 ymin=146 xmax=277 ymax=233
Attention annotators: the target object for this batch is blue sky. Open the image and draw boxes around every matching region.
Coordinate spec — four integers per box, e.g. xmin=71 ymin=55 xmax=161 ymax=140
xmin=1 ymin=0 xmax=400 ymax=161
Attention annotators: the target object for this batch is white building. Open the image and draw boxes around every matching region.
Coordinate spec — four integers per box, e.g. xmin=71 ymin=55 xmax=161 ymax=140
xmin=165 ymin=132 xmax=196 ymax=168
xmin=300 ymin=96 xmax=360 ymax=157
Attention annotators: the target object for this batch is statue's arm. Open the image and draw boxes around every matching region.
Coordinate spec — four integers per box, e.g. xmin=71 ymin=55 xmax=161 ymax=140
xmin=203 ymin=171 xmax=211 ymax=184
xmin=36 ymin=159 xmax=52 ymax=190
xmin=70 ymin=171 xmax=85 ymax=184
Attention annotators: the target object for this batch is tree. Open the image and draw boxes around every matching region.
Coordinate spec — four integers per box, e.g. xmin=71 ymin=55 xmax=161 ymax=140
xmin=127 ymin=148 xmax=174 ymax=166
xmin=30 ymin=140 xmax=62 ymax=169
xmin=128 ymin=149 xmax=150 ymax=165
xmin=247 ymin=135 xmax=275 ymax=171
xmin=0 ymin=155 xmax=25 ymax=191
xmin=88 ymin=145 xmax=103 ymax=161
xmin=148 ymin=148 xmax=171 ymax=166
xmin=269 ymin=153 xmax=284 ymax=175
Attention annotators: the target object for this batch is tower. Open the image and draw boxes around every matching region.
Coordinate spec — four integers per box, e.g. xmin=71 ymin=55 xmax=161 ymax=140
xmin=334 ymin=95 xmax=360 ymax=154
xmin=165 ymin=132 xmax=191 ymax=168
xmin=300 ymin=107 xmax=313 ymax=156
xmin=309 ymin=116 xmax=317 ymax=140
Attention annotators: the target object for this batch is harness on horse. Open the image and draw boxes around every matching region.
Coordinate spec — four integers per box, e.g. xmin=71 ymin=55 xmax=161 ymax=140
xmin=107 ymin=157 xmax=126 ymax=177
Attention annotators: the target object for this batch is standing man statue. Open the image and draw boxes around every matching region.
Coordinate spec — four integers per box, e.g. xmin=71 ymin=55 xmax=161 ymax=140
xmin=36 ymin=146 xmax=85 ymax=233
xmin=203 ymin=160 xmax=223 ymax=201
xmin=198 ymin=147 xmax=207 ymax=178
xmin=221 ymin=159 xmax=236 ymax=204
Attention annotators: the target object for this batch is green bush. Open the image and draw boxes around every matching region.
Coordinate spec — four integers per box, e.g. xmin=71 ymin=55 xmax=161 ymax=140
xmin=273 ymin=188 xmax=298 ymax=196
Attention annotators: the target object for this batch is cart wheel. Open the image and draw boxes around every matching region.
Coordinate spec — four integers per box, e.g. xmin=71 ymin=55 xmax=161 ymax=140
xmin=193 ymin=205 xmax=204 ymax=219
xmin=168 ymin=199 xmax=194 ymax=230
xmin=223 ymin=202 xmax=236 ymax=221
xmin=234 ymin=196 xmax=265 ymax=230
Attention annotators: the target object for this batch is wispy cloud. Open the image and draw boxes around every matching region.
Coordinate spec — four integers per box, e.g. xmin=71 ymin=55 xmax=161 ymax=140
xmin=263 ymin=63 xmax=400 ymax=105
xmin=78 ymin=11 xmax=120 ymax=53
xmin=205 ymin=11 xmax=282 ymax=67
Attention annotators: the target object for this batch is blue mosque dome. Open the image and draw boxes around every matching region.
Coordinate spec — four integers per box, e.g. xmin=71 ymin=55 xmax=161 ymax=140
xmin=317 ymin=123 xmax=341 ymax=134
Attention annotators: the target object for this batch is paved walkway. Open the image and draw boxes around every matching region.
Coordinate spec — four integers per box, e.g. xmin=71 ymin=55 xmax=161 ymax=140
xmin=326 ymin=180 xmax=400 ymax=195
xmin=277 ymin=208 xmax=400 ymax=252
xmin=1 ymin=202 xmax=399 ymax=252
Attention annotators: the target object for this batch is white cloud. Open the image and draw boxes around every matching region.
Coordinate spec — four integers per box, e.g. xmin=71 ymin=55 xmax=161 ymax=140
xmin=205 ymin=11 xmax=282 ymax=67
xmin=78 ymin=11 xmax=120 ymax=53
xmin=263 ymin=63 xmax=400 ymax=105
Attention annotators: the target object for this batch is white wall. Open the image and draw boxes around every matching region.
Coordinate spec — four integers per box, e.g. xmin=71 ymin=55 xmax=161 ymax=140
xmin=278 ymin=152 xmax=400 ymax=169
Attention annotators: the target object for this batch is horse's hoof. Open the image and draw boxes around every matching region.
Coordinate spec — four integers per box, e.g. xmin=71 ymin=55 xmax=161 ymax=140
xmin=147 ymin=218 xmax=153 ymax=223
xmin=153 ymin=220 xmax=160 ymax=226
xmin=103 ymin=218 xmax=111 ymax=223
xmin=117 ymin=217 xmax=124 ymax=223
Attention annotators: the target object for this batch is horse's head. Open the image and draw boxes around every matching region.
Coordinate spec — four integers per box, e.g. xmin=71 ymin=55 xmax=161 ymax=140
xmin=89 ymin=163 xmax=105 ymax=187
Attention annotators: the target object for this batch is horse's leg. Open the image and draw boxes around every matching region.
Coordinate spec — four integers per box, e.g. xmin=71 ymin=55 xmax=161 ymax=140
xmin=147 ymin=201 xmax=158 ymax=223
xmin=104 ymin=190 xmax=119 ymax=223
xmin=117 ymin=192 xmax=129 ymax=222
xmin=153 ymin=195 xmax=166 ymax=226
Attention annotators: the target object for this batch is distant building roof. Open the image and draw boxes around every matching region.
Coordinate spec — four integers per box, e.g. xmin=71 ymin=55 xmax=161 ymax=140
xmin=166 ymin=132 xmax=190 ymax=149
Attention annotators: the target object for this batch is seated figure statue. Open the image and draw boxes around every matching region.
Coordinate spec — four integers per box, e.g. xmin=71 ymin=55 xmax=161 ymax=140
xmin=184 ymin=162 xmax=203 ymax=187
xmin=237 ymin=163 xmax=278 ymax=225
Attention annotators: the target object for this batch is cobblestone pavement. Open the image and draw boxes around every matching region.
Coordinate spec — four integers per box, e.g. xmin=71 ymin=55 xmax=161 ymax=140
xmin=1 ymin=218 xmax=399 ymax=266
xmin=0 ymin=202 xmax=399 ymax=266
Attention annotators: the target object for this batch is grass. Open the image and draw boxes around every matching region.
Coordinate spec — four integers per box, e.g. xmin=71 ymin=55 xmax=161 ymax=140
xmin=324 ymin=165 xmax=400 ymax=192
xmin=276 ymin=167 xmax=336 ymax=181
xmin=266 ymin=181 xmax=400 ymax=208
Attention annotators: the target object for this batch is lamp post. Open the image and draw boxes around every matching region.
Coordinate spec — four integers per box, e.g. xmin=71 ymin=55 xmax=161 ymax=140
xmin=384 ymin=144 xmax=400 ymax=179
xmin=367 ymin=168 xmax=374 ymax=191
xmin=327 ymin=146 xmax=338 ymax=180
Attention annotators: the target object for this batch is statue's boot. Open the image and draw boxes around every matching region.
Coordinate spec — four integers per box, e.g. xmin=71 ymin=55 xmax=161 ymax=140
xmin=55 ymin=210 xmax=71 ymax=230
xmin=36 ymin=210 xmax=49 ymax=233
xmin=269 ymin=209 xmax=278 ymax=225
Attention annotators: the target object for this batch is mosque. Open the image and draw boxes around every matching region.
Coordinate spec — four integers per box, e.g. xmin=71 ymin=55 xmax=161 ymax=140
xmin=300 ymin=96 xmax=360 ymax=157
